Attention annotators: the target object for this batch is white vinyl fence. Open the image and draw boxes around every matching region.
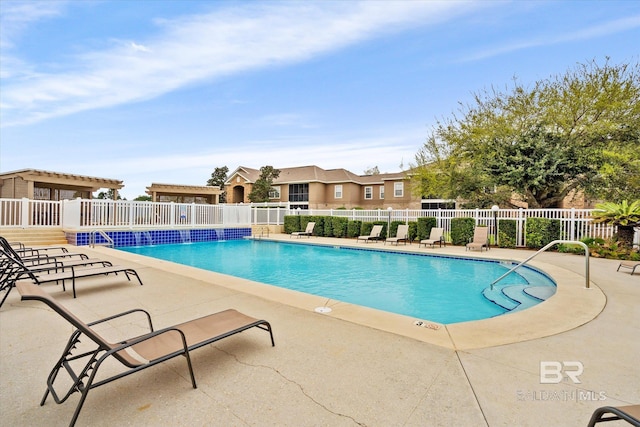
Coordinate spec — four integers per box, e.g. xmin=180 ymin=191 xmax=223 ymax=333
xmin=1 ymin=198 xmax=638 ymax=247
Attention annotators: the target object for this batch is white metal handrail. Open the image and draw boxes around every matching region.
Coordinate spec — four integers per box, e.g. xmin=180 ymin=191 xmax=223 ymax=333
xmin=490 ymin=240 xmax=590 ymax=289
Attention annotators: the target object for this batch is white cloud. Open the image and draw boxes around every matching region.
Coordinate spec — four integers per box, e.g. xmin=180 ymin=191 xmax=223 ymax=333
xmin=462 ymin=15 xmax=640 ymax=62
xmin=0 ymin=1 xmax=475 ymax=127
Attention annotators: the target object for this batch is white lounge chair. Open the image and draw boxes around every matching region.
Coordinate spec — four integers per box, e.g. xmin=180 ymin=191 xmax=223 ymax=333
xmin=419 ymin=227 xmax=444 ymax=248
xmin=357 ymin=225 xmax=383 ymax=243
xmin=385 ymin=224 xmax=409 ymax=245
xmin=617 ymin=260 xmax=639 ymax=275
xmin=291 ymin=222 xmax=315 ymax=238
xmin=466 ymin=227 xmax=489 ymax=251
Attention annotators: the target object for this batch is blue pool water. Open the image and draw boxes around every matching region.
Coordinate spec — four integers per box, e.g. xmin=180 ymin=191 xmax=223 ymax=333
xmin=119 ymin=240 xmax=556 ymax=324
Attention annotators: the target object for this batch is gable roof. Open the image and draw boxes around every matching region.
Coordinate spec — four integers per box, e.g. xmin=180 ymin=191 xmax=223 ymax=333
xmin=225 ymin=165 xmax=406 ymax=186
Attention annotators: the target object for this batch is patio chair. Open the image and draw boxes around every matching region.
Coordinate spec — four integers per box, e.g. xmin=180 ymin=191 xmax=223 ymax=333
xmin=466 ymin=227 xmax=490 ymax=251
xmin=357 ymin=225 xmax=383 ymax=243
xmin=587 ymin=404 xmax=640 ymax=427
xmin=385 ymin=224 xmax=409 ymax=245
xmin=291 ymin=221 xmax=315 ymax=238
xmin=1 ymin=249 xmax=143 ymax=306
xmin=419 ymin=228 xmax=445 ymax=248
xmin=617 ymin=260 xmax=640 ymax=275
xmin=1 ymin=237 xmax=90 ymax=263
xmin=16 ymin=281 xmax=275 ymax=427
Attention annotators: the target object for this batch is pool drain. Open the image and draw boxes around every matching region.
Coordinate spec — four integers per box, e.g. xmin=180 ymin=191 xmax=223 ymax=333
xmin=314 ymin=306 xmax=332 ymax=313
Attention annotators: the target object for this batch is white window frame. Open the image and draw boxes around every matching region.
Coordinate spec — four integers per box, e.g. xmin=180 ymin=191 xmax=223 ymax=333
xmin=379 ymin=185 xmax=385 ymax=199
xmin=364 ymin=186 xmax=373 ymax=200
xmin=268 ymin=186 xmax=281 ymax=199
xmin=335 ymin=184 xmax=343 ymax=199
xmin=394 ymin=182 xmax=403 ymax=197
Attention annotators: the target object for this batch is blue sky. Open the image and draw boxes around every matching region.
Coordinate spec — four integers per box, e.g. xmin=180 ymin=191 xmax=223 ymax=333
xmin=1 ymin=1 xmax=639 ymax=199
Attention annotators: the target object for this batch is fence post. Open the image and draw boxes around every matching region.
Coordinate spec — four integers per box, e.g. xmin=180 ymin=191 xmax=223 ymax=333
xmin=569 ymin=208 xmax=576 ymax=241
xmin=518 ymin=208 xmax=524 ymax=247
xmin=20 ymin=198 xmax=30 ymax=227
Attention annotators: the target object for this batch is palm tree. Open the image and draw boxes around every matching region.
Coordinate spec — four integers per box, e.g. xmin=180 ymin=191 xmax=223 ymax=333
xmin=591 ymin=200 xmax=640 ymax=247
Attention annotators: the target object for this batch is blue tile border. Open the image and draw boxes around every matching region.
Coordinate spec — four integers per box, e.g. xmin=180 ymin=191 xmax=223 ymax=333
xmin=66 ymin=228 xmax=251 ymax=247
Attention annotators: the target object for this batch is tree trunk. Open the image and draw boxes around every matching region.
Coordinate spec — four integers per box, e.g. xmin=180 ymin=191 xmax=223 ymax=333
xmin=617 ymin=225 xmax=635 ymax=248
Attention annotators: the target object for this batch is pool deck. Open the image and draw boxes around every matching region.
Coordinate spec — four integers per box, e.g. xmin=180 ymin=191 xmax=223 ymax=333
xmin=1 ymin=235 xmax=638 ymax=426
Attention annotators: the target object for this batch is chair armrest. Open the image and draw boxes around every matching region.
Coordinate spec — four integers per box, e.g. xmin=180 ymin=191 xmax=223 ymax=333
xmin=88 ymin=308 xmax=154 ymax=332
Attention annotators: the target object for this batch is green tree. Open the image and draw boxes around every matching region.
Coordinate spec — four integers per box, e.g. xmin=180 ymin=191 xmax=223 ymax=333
xmin=248 ymin=166 xmax=280 ymax=202
xmin=412 ymin=59 xmax=640 ymax=208
xmin=95 ymin=189 xmax=123 ymax=200
xmin=134 ymin=195 xmax=152 ymax=201
xmin=591 ymin=200 xmax=640 ymax=247
xmin=207 ymin=166 xmax=229 ymax=203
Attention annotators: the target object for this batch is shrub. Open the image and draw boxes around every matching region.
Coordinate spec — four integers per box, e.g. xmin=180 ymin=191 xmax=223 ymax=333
xmin=306 ymin=216 xmax=324 ymax=236
xmin=450 ymin=217 xmax=475 ymax=245
xmin=525 ymin=217 xmax=560 ymax=248
xmin=498 ymin=219 xmax=517 ymax=248
xmin=283 ymin=215 xmax=300 ymax=234
xmin=347 ymin=220 xmax=362 ymax=238
xmin=417 ymin=217 xmax=437 ymax=241
xmin=331 ymin=216 xmax=348 ymax=238
xmin=407 ymin=221 xmax=418 ymax=243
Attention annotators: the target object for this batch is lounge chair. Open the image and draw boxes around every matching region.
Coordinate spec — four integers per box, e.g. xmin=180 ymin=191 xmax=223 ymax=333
xmin=16 ymin=281 xmax=275 ymax=427
xmin=1 ymin=237 xmax=89 ymax=263
xmin=357 ymin=225 xmax=383 ymax=243
xmin=419 ymin=227 xmax=445 ymax=248
xmin=1 ymin=249 xmax=143 ymax=306
xmin=587 ymin=404 xmax=640 ymax=427
xmin=291 ymin=221 xmax=315 ymax=238
xmin=466 ymin=227 xmax=490 ymax=251
xmin=617 ymin=260 xmax=640 ymax=275
xmin=385 ymin=224 xmax=409 ymax=245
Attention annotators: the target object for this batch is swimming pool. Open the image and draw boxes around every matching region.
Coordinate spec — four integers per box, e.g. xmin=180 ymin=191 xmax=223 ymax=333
xmin=119 ymin=240 xmax=556 ymax=324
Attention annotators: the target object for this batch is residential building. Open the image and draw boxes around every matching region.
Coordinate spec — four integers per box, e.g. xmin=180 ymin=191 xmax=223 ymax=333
xmin=224 ymin=165 xmax=425 ymax=209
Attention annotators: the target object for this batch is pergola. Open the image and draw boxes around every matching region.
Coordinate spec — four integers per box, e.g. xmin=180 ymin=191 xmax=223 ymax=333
xmin=0 ymin=169 xmax=124 ymax=200
xmin=145 ymin=183 xmax=222 ymax=204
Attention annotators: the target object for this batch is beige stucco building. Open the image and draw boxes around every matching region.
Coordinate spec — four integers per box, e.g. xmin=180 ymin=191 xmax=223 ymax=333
xmin=145 ymin=183 xmax=222 ymax=204
xmin=224 ymin=165 xmax=420 ymax=210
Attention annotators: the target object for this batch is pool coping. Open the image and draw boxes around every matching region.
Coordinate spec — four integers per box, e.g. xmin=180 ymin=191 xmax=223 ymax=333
xmin=98 ymin=235 xmax=606 ymax=350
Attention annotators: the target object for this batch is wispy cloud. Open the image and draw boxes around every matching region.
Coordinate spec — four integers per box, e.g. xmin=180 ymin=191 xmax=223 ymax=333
xmin=0 ymin=1 xmax=476 ymax=127
xmin=462 ymin=15 xmax=640 ymax=62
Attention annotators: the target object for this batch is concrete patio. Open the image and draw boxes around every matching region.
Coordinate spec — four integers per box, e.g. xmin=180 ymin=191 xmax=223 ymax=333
xmin=1 ymin=236 xmax=638 ymax=426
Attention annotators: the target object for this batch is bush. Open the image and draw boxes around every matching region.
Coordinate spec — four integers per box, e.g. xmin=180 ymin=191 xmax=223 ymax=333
xmin=407 ymin=221 xmax=418 ymax=243
xmin=498 ymin=219 xmax=517 ymax=248
xmin=347 ymin=220 xmax=362 ymax=238
xmin=331 ymin=216 xmax=348 ymax=238
xmin=283 ymin=215 xmax=300 ymax=234
xmin=526 ymin=217 xmax=560 ymax=248
xmin=306 ymin=216 xmax=324 ymax=236
xmin=450 ymin=217 xmax=475 ymax=245
xmin=417 ymin=217 xmax=437 ymax=241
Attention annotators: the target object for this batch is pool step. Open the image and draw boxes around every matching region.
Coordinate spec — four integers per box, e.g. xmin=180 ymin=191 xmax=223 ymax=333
xmin=483 ymin=284 xmax=556 ymax=312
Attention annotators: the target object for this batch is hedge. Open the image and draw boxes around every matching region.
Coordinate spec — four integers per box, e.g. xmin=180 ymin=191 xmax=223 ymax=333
xmin=450 ymin=217 xmax=475 ymax=245
xmin=526 ymin=217 xmax=561 ymax=248
xmin=498 ymin=219 xmax=517 ymax=248
xmin=417 ymin=217 xmax=437 ymax=241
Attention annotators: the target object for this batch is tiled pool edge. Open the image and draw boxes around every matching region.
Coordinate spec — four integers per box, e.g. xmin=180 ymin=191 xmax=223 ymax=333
xmin=91 ymin=238 xmax=606 ymax=351
xmin=66 ymin=227 xmax=251 ymax=246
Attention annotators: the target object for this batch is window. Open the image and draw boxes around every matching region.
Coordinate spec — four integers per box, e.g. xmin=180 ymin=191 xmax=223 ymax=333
xmin=268 ymin=186 xmax=281 ymax=199
xmin=379 ymin=186 xmax=385 ymax=199
xmin=334 ymin=185 xmax=342 ymax=199
xmin=394 ymin=182 xmax=404 ymax=197
xmin=289 ymin=183 xmax=309 ymax=203
xmin=364 ymin=186 xmax=373 ymax=200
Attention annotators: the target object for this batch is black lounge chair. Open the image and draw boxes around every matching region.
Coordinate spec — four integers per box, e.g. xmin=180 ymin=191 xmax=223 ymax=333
xmin=1 ymin=248 xmax=142 ymax=306
xmin=17 ymin=281 xmax=275 ymax=427
xmin=587 ymin=404 xmax=640 ymax=426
